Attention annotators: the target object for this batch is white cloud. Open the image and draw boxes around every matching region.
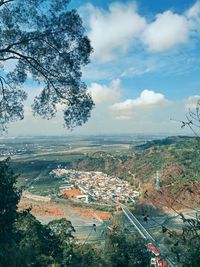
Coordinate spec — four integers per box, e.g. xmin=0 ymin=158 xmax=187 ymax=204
xmin=113 ymin=115 xmax=131 ymax=120
xmin=88 ymin=79 xmax=121 ymax=104
xmin=186 ymin=1 xmax=200 ymax=34
xmin=81 ymin=1 xmax=200 ymax=61
xmin=120 ymin=65 xmax=156 ymax=78
xmin=142 ymin=11 xmax=190 ymax=52
xmin=86 ymin=2 xmax=146 ymax=61
xmin=111 ymin=89 xmax=168 ymax=112
xmin=186 ymin=1 xmax=200 ymax=18
xmin=185 ymin=95 xmax=200 ymax=109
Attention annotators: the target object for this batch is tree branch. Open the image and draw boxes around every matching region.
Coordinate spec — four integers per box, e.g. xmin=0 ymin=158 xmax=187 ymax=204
xmin=7 ymin=50 xmax=70 ymax=101
xmin=0 ymin=27 xmax=71 ymax=54
xmin=0 ymin=56 xmax=18 ymax=61
xmin=0 ymin=76 xmax=10 ymax=112
xmin=0 ymin=0 xmax=14 ymax=8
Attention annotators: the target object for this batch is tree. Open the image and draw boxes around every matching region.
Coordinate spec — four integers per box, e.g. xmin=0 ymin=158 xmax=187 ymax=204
xmin=105 ymin=227 xmax=150 ymax=267
xmin=182 ymin=99 xmax=200 ymax=265
xmin=0 ymin=158 xmax=20 ymax=266
xmin=48 ymin=218 xmax=75 ymax=243
xmin=182 ymin=237 xmax=200 ymax=267
xmin=15 ymin=211 xmax=58 ymax=266
xmin=0 ymin=158 xmax=20 ymax=242
xmin=15 ymin=213 xmax=107 ymax=267
xmin=68 ymin=244 xmax=106 ymax=267
xmin=0 ymin=0 xmax=94 ymax=131
xmin=14 ymin=212 xmax=78 ymax=266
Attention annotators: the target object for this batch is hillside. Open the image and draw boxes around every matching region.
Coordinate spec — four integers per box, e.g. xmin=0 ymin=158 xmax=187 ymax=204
xmin=72 ymin=136 xmax=200 ymax=210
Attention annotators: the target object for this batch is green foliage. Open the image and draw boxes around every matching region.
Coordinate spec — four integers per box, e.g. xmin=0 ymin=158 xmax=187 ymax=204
xmin=72 ymin=136 xmax=200 ymax=187
xmin=0 ymin=159 xmax=151 ymax=266
xmin=105 ymin=227 xmax=150 ymax=267
xmin=0 ymin=158 xmax=21 ymax=266
xmin=0 ymin=158 xmax=20 ymax=266
xmin=15 ymin=211 xmax=150 ymax=267
xmin=169 ymin=229 xmax=200 ymax=266
xmin=68 ymin=199 xmax=115 ymax=212
xmin=0 ymin=0 xmax=94 ymax=131
xmin=72 ymin=151 xmax=134 ymax=181
xmin=68 ymin=244 xmax=106 ymax=267
xmin=48 ymin=218 xmax=75 ymax=244
xmin=0 ymin=158 xmax=20 ymax=243
xmin=182 ymin=237 xmax=200 ymax=266
xmin=2 ymin=138 xmax=199 ymax=266
xmin=14 ymin=212 xmax=75 ymax=266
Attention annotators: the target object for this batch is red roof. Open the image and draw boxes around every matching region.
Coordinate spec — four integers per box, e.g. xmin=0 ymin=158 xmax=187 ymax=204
xmin=147 ymin=243 xmax=159 ymax=256
xmin=156 ymin=258 xmax=167 ymax=267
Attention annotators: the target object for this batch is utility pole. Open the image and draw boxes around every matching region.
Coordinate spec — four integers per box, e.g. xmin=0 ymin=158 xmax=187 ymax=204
xmin=155 ymin=171 xmax=162 ymax=191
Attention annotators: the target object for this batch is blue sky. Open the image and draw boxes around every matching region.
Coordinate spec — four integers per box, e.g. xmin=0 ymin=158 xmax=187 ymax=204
xmin=9 ymin=0 xmax=200 ymax=136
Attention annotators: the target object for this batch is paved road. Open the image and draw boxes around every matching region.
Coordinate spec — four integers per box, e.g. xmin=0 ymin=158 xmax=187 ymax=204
xmin=120 ymin=203 xmax=155 ymax=241
xmin=123 ymin=209 xmax=200 ymax=232
xmin=118 ymin=202 xmax=175 ymax=267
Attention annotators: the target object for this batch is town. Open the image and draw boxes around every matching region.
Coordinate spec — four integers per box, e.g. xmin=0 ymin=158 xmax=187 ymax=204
xmin=50 ymin=168 xmax=140 ymax=203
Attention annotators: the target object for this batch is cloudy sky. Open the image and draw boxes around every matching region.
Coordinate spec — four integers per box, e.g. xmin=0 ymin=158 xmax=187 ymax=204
xmin=9 ymin=0 xmax=200 ymax=136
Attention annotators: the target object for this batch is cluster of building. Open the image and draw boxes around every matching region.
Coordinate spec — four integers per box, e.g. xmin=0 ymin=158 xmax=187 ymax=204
xmin=0 ymin=144 xmax=34 ymax=157
xmin=50 ymin=168 xmax=139 ymax=203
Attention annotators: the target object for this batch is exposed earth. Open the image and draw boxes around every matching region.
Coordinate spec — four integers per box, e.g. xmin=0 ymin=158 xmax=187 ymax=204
xmin=18 ymin=196 xmax=112 ymax=225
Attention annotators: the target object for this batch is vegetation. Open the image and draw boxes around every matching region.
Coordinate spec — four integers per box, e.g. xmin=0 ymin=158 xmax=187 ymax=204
xmin=0 ymin=159 xmax=152 ymax=266
xmin=105 ymin=226 xmax=151 ymax=267
xmin=72 ymin=151 xmax=135 ymax=181
xmin=0 ymin=158 xmax=20 ymax=266
xmin=10 ymin=136 xmax=199 ymax=208
xmin=133 ymin=136 xmax=200 ymax=184
xmin=73 ymin=136 xmax=200 ymax=186
xmin=159 ymin=213 xmax=200 ymax=266
xmin=0 ymin=0 xmax=94 ymax=131
xmin=11 ymin=152 xmax=85 ymax=194
xmin=66 ymin=199 xmax=116 ymax=213
xmin=0 ymin=135 xmax=199 ymax=266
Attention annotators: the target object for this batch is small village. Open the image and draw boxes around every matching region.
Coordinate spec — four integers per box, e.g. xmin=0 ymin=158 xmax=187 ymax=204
xmin=50 ymin=168 xmax=140 ymax=203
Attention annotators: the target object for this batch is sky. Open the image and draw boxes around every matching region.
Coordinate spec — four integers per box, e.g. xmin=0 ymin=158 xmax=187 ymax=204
xmin=8 ymin=0 xmax=200 ymax=136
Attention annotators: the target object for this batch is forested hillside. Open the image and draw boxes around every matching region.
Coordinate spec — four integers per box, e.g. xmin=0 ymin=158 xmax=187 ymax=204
xmin=72 ymin=136 xmax=200 ymax=209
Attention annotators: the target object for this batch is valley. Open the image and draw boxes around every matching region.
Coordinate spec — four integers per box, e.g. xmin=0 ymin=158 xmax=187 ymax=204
xmin=1 ymin=135 xmax=199 ymax=254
